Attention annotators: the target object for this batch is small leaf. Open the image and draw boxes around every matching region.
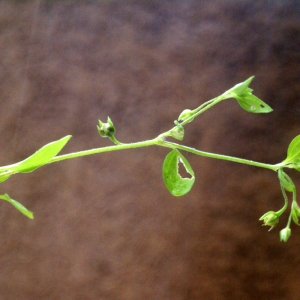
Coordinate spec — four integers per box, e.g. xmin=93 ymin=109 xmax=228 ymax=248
xmin=224 ymin=76 xmax=272 ymax=113
xmin=278 ymin=168 xmax=295 ymax=192
xmin=284 ymin=134 xmax=300 ymax=164
xmin=0 ymin=171 xmax=11 ymax=183
xmin=225 ymin=76 xmax=254 ymax=95
xmin=0 ymin=193 xmax=34 ymax=219
xmin=0 ymin=174 xmax=11 ymax=183
xmin=236 ymin=94 xmax=273 ymax=113
xmin=6 ymin=135 xmax=71 ymax=173
xmin=162 ymin=149 xmax=195 ymax=196
xmin=223 ymin=76 xmax=273 ymax=113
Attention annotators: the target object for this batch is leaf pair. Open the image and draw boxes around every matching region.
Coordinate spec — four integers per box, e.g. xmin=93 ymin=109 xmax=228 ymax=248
xmin=225 ymin=76 xmax=273 ymax=114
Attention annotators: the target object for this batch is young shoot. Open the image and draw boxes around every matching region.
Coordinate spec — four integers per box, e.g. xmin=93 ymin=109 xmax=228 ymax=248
xmin=0 ymin=76 xmax=299 ymax=242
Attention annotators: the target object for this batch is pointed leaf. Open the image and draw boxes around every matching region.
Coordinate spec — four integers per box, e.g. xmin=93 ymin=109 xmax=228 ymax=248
xmin=0 ymin=174 xmax=11 ymax=183
xmin=163 ymin=149 xmax=195 ymax=196
xmin=236 ymin=94 xmax=273 ymax=113
xmin=284 ymin=134 xmax=300 ymax=164
xmin=6 ymin=135 xmax=71 ymax=173
xmin=0 ymin=193 xmax=34 ymax=219
xmin=225 ymin=76 xmax=254 ymax=95
xmin=0 ymin=170 xmax=12 ymax=183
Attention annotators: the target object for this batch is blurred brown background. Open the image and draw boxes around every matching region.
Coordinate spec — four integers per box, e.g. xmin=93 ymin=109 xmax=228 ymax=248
xmin=0 ymin=1 xmax=299 ymax=299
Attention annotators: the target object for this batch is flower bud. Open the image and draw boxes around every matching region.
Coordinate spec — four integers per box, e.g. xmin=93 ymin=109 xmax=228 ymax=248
xmin=97 ymin=117 xmax=116 ymax=138
xmin=178 ymin=109 xmax=194 ymax=123
xmin=280 ymin=228 xmax=291 ymax=242
xmin=259 ymin=211 xmax=279 ymax=230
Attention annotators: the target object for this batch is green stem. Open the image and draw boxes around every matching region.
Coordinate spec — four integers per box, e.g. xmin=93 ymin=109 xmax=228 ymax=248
xmin=48 ymin=138 xmax=159 ymax=164
xmin=287 ymin=212 xmax=292 ymax=228
xmin=47 ymin=136 xmax=277 ymax=173
xmin=277 ymin=185 xmax=289 ymax=216
xmin=162 ymin=95 xmax=226 ymax=140
xmin=159 ymin=141 xmax=278 ymax=171
xmin=181 ymin=96 xmax=225 ymax=126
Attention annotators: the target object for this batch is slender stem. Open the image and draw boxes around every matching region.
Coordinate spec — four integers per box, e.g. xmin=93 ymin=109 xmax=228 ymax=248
xmin=287 ymin=212 xmax=293 ymax=228
xmin=292 ymin=187 xmax=297 ymax=205
xmin=159 ymin=140 xmax=278 ymax=171
xmin=277 ymin=185 xmax=289 ymax=216
xmin=48 ymin=136 xmax=277 ymax=173
xmin=48 ymin=138 xmax=159 ymax=164
xmin=162 ymin=96 xmax=226 ymax=140
xmin=194 ymin=98 xmax=216 ymax=112
xmin=180 ymin=96 xmax=225 ymax=126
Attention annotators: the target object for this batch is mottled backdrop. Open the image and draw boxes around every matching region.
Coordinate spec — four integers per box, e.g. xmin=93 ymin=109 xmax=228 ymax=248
xmin=0 ymin=1 xmax=299 ymax=299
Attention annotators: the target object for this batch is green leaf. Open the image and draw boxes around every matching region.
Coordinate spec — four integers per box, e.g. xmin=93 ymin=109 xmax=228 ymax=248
xmin=0 ymin=171 xmax=11 ymax=183
xmin=225 ymin=76 xmax=254 ymax=95
xmin=236 ymin=93 xmax=273 ymax=113
xmin=0 ymin=174 xmax=11 ymax=183
xmin=283 ymin=134 xmax=300 ymax=164
xmin=278 ymin=168 xmax=295 ymax=192
xmin=0 ymin=193 xmax=34 ymax=219
xmin=6 ymin=135 xmax=71 ymax=173
xmin=224 ymin=76 xmax=273 ymax=114
xmin=162 ymin=149 xmax=195 ymax=196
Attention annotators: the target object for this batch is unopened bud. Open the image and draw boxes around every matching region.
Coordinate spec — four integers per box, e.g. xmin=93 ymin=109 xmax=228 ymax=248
xmin=178 ymin=109 xmax=194 ymax=123
xmin=259 ymin=211 xmax=279 ymax=230
xmin=97 ymin=117 xmax=116 ymax=138
xmin=280 ymin=227 xmax=291 ymax=242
